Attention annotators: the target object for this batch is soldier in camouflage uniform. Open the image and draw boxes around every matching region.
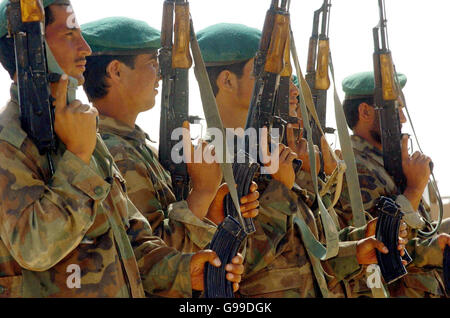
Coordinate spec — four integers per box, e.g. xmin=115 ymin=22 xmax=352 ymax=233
xmin=337 ymin=71 xmax=450 ymax=297
xmin=80 ymin=17 xmax=259 ymax=254
xmin=197 ymin=23 xmax=407 ymax=298
xmin=0 ymin=0 xmax=244 ymax=297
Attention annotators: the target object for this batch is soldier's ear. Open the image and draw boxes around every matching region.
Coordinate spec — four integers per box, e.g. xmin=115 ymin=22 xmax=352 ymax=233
xmin=217 ymin=70 xmax=237 ymax=94
xmin=106 ymin=60 xmax=122 ymax=83
xmin=358 ymin=102 xmax=375 ymax=123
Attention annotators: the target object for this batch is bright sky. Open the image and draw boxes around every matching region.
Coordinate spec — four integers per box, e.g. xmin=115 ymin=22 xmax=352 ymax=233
xmin=1 ymin=0 xmax=449 ymax=198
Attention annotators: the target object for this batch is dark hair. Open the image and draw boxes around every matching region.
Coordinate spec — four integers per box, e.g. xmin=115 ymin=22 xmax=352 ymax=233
xmin=0 ymin=5 xmax=66 ymax=79
xmin=342 ymin=96 xmax=374 ymax=129
xmin=206 ymin=59 xmax=249 ymax=96
xmin=83 ymin=55 xmax=136 ymax=101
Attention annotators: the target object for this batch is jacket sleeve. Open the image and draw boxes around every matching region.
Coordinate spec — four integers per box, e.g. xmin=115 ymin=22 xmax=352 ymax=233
xmin=0 ymin=140 xmax=110 ymax=271
xmin=126 ymin=198 xmax=194 ymax=298
xmin=112 ymin=147 xmax=217 ymax=252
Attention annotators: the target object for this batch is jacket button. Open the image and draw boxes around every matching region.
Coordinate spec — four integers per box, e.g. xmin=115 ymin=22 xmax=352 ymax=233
xmin=94 ymin=186 xmax=104 ymax=196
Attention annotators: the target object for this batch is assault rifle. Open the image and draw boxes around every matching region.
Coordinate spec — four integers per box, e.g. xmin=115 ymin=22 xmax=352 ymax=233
xmin=207 ymin=0 xmax=294 ymax=297
xmin=223 ymin=0 xmax=292 ymax=232
xmin=7 ymin=0 xmax=57 ymax=174
xmin=305 ymin=0 xmax=335 ymax=150
xmin=372 ymin=0 xmax=412 ymax=284
xmin=159 ymin=0 xmax=246 ymax=298
xmin=273 ymin=29 xmax=299 ymax=146
xmin=159 ymin=0 xmax=194 ymax=201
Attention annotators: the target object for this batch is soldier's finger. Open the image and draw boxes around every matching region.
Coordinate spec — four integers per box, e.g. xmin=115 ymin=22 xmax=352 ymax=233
xmin=298 ymin=138 xmax=308 ymax=154
xmin=399 ymin=221 xmax=407 ymax=232
xmin=401 ymin=135 xmax=409 ymax=162
xmin=225 ymin=263 xmax=244 ymax=276
xmin=194 ymin=250 xmax=221 ymax=268
xmin=226 ymin=273 xmax=242 ymax=284
xmin=399 ymin=228 xmax=408 ymax=239
xmin=240 ymin=190 xmax=259 ymax=204
xmin=216 ymin=183 xmax=230 ymax=201
xmin=182 ymin=121 xmax=194 ymax=163
xmin=277 ymin=143 xmax=286 ymax=156
xmin=286 ymin=151 xmax=298 ymax=163
xmin=242 ymin=209 xmax=259 ymax=219
xmin=411 ymin=151 xmax=421 ymax=161
xmin=233 ymin=282 xmax=240 ymax=293
xmin=240 ymin=200 xmax=259 ymax=213
xmin=54 ymin=74 xmax=69 ymax=111
xmin=249 ymin=182 xmax=258 ymax=193
xmin=66 ymin=99 xmax=82 ymax=110
xmin=74 ymin=103 xmax=92 ymax=113
xmin=260 ymin=127 xmax=271 ymax=162
xmin=286 ymin=124 xmax=296 ymax=148
xmin=335 ymin=149 xmax=343 ymax=160
xmin=231 ymin=253 xmax=244 ymax=265
xmin=373 ymin=239 xmax=389 ymax=254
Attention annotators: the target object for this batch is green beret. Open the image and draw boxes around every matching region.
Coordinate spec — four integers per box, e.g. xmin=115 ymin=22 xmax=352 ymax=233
xmin=197 ymin=23 xmax=261 ymax=67
xmin=81 ymin=17 xmax=160 ymax=56
xmin=342 ymin=71 xmax=407 ymax=99
xmin=0 ymin=0 xmax=71 ymax=38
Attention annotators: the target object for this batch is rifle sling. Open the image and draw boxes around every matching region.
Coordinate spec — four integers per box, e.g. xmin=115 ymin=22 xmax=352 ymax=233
xmin=189 ymin=19 xmax=244 ymax=229
xmin=290 ymin=28 xmax=339 ymax=261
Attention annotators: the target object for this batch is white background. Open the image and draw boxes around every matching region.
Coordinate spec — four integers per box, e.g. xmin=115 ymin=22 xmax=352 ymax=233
xmin=1 ymin=0 xmax=449 ymax=198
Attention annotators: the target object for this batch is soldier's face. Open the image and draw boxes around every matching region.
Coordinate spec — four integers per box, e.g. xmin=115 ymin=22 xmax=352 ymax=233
xmin=45 ymin=5 xmax=91 ymax=85
xmin=236 ymin=58 xmax=256 ymax=110
xmin=289 ymin=79 xmax=299 ymax=118
xmin=370 ymin=110 xmax=382 ymax=144
xmin=120 ymin=53 xmax=160 ymax=111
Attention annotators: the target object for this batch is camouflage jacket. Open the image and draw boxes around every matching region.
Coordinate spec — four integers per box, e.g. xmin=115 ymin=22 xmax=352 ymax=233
xmin=0 ymin=90 xmax=193 ymax=298
xmin=98 ymin=116 xmax=217 ymax=253
xmin=335 ymin=135 xmax=446 ymax=297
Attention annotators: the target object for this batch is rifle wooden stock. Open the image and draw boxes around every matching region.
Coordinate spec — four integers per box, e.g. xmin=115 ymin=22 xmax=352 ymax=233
xmin=172 ymin=3 xmax=192 ymax=69
xmin=280 ymin=35 xmax=292 ymax=77
xmin=379 ymin=52 xmax=398 ymax=101
xmin=265 ymin=13 xmax=289 ymax=74
xmin=315 ymin=39 xmax=330 ymax=90
xmin=20 ymin=0 xmax=43 ymax=22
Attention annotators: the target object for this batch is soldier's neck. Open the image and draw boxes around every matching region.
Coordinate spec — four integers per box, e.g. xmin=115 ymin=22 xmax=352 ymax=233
xmin=215 ymin=93 xmax=248 ymax=133
xmin=353 ymin=127 xmax=383 ymax=151
xmin=92 ymin=94 xmax=138 ymax=128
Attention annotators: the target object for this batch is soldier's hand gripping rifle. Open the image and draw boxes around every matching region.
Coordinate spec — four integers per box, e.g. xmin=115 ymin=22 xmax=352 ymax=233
xmin=7 ymin=0 xmax=58 ymax=175
xmin=305 ymin=0 xmax=335 ymax=151
xmin=372 ymin=0 xmax=413 ymax=284
xmin=159 ymin=0 xmax=194 ymax=201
